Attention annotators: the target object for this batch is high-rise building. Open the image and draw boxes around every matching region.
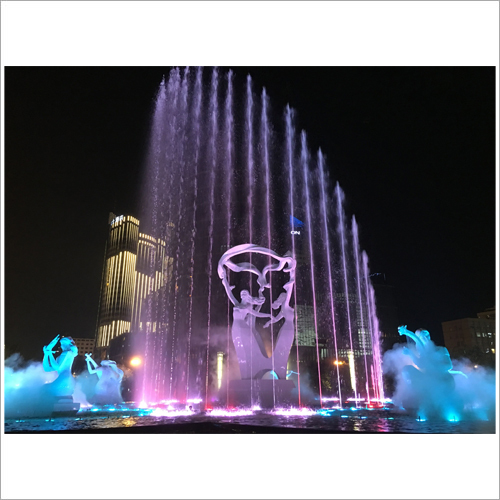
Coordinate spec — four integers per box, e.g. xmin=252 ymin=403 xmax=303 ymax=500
xmin=95 ymin=213 xmax=171 ymax=359
xmin=131 ymin=231 xmax=172 ymax=333
xmin=295 ymin=304 xmax=316 ymax=347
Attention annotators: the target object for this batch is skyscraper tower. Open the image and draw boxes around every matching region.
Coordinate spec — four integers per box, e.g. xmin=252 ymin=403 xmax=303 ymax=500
xmin=95 ymin=213 xmax=140 ymax=358
xmin=131 ymin=231 xmax=172 ymax=333
xmin=95 ymin=213 xmax=172 ymax=360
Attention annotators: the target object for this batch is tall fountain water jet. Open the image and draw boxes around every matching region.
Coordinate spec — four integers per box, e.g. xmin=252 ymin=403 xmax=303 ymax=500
xmin=352 ymin=216 xmax=371 ymax=402
xmin=224 ymin=70 xmax=234 ymax=404
xmin=362 ymin=251 xmax=385 ymax=401
xmin=205 ymin=67 xmax=219 ymax=408
xmin=170 ymin=67 xmax=190 ymax=399
xmin=138 ymin=67 xmax=385 ymax=408
xmin=335 ymin=183 xmax=357 ymax=403
xmin=186 ymin=67 xmax=203 ymax=401
xmin=261 ymin=87 xmax=276 ymax=406
xmin=318 ymin=150 xmax=342 ymax=406
xmin=245 ymin=74 xmax=255 ymax=405
xmin=285 ymin=105 xmax=301 ymax=406
xmin=300 ymin=131 xmax=323 ymax=407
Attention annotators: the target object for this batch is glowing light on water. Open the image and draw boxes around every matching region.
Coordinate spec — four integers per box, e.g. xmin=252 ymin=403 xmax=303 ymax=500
xmin=187 ymin=398 xmax=202 ymax=404
xmin=273 ymin=407 xmax=315 ymax=416
xmin=207 ymin=409 xmax=253 ymax=417
xmin=317 ymin=409 xmax=334 ymax=416
xmin=151 ymin=408 xmax=194 ymax=417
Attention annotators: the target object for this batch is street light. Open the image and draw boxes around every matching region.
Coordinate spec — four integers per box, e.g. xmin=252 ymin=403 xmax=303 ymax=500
xmin=130 ymin=356 xmax=142 ymax=367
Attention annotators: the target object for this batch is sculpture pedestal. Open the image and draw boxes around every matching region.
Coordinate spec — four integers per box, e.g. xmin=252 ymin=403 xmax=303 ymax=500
xmin=227 ymin=379 xmax=297 ymax=408
xmin=51 ymin=395 xmax=80 ymax=417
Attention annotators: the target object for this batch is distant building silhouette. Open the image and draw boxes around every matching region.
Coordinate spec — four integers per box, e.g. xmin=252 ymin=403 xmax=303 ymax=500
xmin=441 ymin=307 xmax=496 ymax=365
xmin=73 ymin=338 xmax=95 ymax=356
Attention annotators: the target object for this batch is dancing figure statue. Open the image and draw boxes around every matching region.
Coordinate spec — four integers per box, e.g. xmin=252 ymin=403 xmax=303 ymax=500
xmin=85 ymin=354 xmax=124 ymax=404
xmin=218 ymin=244 xmax=296 ymax=380
xmin=42 ymin=335 xmax=78 ymax=397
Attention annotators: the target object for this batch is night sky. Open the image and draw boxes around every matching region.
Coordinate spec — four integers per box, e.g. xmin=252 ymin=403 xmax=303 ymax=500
xmin=5 ymin=66 xmax=496 ymax=360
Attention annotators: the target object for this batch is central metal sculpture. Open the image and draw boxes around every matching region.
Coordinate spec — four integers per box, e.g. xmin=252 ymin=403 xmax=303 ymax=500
xmin=218 ymin=244 xmax=297 ymax=406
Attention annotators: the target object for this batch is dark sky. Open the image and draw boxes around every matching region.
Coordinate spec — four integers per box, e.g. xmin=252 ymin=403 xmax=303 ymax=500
xmin=5 ymin=66 xmax=496 ymax=360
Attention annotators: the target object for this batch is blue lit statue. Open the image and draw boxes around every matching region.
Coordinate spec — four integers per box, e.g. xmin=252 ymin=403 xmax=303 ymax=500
xmin=397 ymin=325 xmax=467 ymax=413
xmin=85 ymin=354 xmax=124 ymax=404
xmin=398 ymin=325 xmax=453 ymax=375
xmin=43 ymin=335 xmax=78 ymax=397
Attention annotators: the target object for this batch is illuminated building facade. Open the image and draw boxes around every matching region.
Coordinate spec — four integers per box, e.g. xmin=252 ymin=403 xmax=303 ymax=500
xmin=95 ymin=213 xmax=171 ymax=359
xmin=131 ymin=232 xmax=172 ymax=333
xmin=295 ymin=305 xmax=316 ymax=347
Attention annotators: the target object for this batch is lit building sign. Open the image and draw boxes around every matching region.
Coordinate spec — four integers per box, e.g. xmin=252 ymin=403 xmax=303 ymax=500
xmin=290 ymin=215 xmax=305 ymax=229
xmin=290 ymin=230 xmax=301 ymax=235
xmin=111 ymin=215 xmax=124 ymax=225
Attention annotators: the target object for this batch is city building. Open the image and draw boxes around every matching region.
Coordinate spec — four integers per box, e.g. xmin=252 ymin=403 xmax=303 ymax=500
xmin=73 ymin=338 xmax=95 ymax=356
xmin=295 ymin=304 xmax=316 ymax=347
xmin=94 ymin=213 xmax=171 ymax=360
xmin=441 ymin=308 xmax=496 ymax=364
xmin=131 ymin=231 xmax=172 ymax=333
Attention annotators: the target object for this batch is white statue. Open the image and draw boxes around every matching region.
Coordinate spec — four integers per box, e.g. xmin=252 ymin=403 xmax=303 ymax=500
xmin=85 ymin=354 xmax=124 ymax=404
xmin=218 ymin=244 xmax=296 ymax=380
